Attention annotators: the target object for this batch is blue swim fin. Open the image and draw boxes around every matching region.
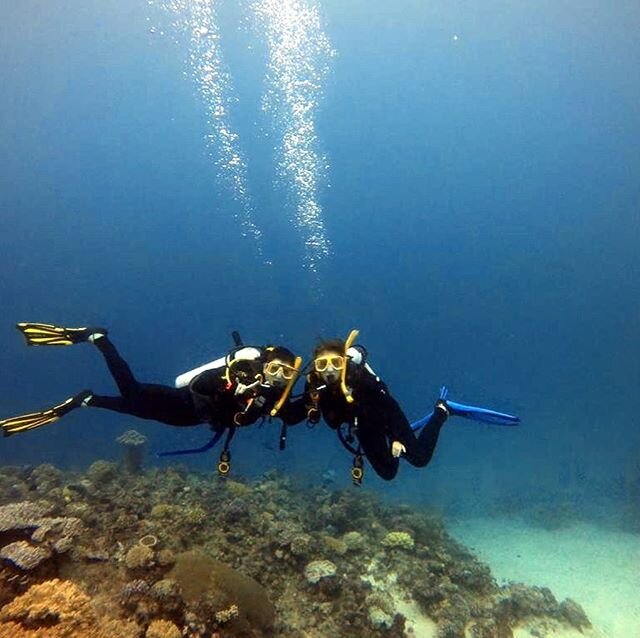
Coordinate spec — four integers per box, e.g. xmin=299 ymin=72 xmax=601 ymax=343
xmin=411 ymin=386 xmax=520 ymax=431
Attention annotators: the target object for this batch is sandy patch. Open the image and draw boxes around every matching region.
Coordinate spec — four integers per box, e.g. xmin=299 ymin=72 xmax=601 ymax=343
xmin=449 ymin=518 xmax=640 ymax=638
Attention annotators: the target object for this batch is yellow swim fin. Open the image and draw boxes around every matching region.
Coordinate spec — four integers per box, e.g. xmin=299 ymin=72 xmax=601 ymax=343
xmin=16 ymin=323 xmax=106 ymax=346
xmin=1 ymin=391 xmax=92 ymax=436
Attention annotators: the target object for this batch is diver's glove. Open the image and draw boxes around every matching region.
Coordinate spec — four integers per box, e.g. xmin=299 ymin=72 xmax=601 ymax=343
xmin=391 ymin=441 xmax=406 ymax=458
xmin=234 ymin=379 xmax=262 ymax=396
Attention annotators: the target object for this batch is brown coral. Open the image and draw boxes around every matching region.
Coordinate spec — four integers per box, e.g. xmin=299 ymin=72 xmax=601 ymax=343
xmin=0 ymin=578 xmax=90 ymax=627
xmin=125 ymin=543 xmax=155 ymax=570
xmin=0 ymin=578 xmax=140 ymax=638
xmin=146 ymin=619 xmax=181 ymax=638
xmin=169 ymin=550 xmax=275 ymax=631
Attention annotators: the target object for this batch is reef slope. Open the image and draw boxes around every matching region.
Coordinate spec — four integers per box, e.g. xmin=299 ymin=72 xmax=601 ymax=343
xmin=0 ymin=462 xmax=595 ymax=638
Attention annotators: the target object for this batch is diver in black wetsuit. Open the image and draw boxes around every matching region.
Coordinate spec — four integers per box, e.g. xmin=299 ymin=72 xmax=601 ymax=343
xmin=1 ymin=323 xmax=305 ymax=473
xmin=303 ymin=330 xmax=519 ymax=484
xmin=304 ymin=336 xmax=447 ymax=482
xmin=85 ymin=334 xmax=305 ymax=429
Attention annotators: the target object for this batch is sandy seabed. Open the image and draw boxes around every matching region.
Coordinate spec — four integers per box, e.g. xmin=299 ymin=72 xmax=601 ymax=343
xmin=449 ymin=518 xmax=640 ymax=638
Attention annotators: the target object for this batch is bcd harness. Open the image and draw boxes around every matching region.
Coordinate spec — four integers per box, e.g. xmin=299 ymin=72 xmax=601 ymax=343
xmin=164 ymin=332 xmax=289 ymax=476
xmin=217 ymin=381 xmax=267 ymax=477
xmin=217 ymin=338 xmax=302 ymax=475
xmin=338 ymin=417 xmax=365 ymax=486
xmin=307 ymin=381 xmax=365 ymax=486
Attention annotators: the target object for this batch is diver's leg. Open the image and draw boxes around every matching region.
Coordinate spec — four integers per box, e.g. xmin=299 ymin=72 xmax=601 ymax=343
xmin=1 ymin=390 xmax=93 ymax=436
xmin=91 ymin=336 xmax=139 ymax=397
xmin=357 ymin=427 xmax=399 ymax=481
xmin=401 ymin=404 xmax=448 ymax=468
xmin=16 ymin=323 xmax=107 ymax=347
xmin=87 ymin=385 xmax=201 ymax=427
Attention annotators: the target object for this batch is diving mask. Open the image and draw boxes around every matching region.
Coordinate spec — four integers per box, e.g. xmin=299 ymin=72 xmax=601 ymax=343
xmin=264 ymin=359 xmax=298 ymax=388
xmin=314 ymin=355 xmax=345 ymax=373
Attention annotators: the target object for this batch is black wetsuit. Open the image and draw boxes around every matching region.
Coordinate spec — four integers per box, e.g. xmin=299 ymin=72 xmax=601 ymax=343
xmin=307 ymin=362 xmax=447 ymax=481
xmin=87 ymin=336 xmax=299 ymax=430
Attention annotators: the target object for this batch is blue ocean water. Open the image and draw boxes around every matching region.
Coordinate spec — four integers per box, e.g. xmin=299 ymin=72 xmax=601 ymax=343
xmin=1 ymin=0 xmax=639 ymax=523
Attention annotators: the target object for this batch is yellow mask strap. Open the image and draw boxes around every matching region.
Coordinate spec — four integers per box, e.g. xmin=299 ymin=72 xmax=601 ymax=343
xmin=341 ymin=329 xmax=359 ymax=403
xmin=270 ymin=356 xmax=303 ymax=417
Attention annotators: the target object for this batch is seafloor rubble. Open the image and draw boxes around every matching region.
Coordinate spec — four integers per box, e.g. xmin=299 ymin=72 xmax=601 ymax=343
xmin=0 ymin=457 xmax=592 ymax=638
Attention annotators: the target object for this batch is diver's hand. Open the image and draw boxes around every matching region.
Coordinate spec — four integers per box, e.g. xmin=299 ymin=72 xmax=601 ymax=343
xmin=391 ymin=441 xmax=406 ymax=458
xmin=235 ymin=379 xmax=261 ymax=396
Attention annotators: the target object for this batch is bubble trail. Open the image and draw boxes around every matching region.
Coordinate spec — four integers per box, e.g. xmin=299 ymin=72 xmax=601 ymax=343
xmin=151 ymin=0 xmax=266 ymax=260
xmin=254 ymin=0 xmax=334 ymax=273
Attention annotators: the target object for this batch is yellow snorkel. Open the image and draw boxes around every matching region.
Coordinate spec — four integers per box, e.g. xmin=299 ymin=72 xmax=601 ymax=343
xmin=341 ymin=329 xmax=359 ymax=403
xmin=270 ymin=356 xmax=303 ymax=417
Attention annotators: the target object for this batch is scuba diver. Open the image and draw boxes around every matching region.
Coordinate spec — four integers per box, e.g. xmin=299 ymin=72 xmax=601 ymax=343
xmin=303 ymin=330 xmax=520 ymax=484
xmin=0 ymin=323 xmax=304 ymax=475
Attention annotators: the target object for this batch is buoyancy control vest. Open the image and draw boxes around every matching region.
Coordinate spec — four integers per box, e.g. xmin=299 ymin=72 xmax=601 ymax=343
xmin=176 ymin=346 xmax=266 ymax=426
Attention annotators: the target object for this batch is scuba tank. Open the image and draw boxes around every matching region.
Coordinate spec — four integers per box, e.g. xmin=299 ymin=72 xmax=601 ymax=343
xmin=175 ymin=346 xmax=263 ymax=388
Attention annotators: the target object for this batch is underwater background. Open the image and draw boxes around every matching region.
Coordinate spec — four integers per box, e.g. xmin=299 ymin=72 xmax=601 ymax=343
xmin=1 ymin=1 xmax=639 ymax=635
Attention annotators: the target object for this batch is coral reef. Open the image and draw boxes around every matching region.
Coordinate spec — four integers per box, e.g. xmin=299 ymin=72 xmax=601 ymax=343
xmin=126 ymin=543 xmax=155 ymax=570
xmin=382 ymin=530 xmax=415 ymax=550
xmin=146 ymin=619 xmax=181 ymax=638
xmin=303 ymin=559 xmax=337 ymax=585
xmin=117 ymin=430 xmax=148 ymax=474
xmin=0 ymin=499 xmax=84 ymax=603
xmin=342 ymin=530 xmax=366 ymax=552
xmin=169 ymin=549 xmax=275 ymax=634
xmin=0 ymin=542 xmax=51 ymax=571
xmin=0 ymin=501 xmax=52 ymax=533
xmin=0 ymin=578 xmax=140 ymax=638
xmin=87 ymin=460 xmax=119 ymax=485
xmin=0 ymin=462 xmax=595 ymax=638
